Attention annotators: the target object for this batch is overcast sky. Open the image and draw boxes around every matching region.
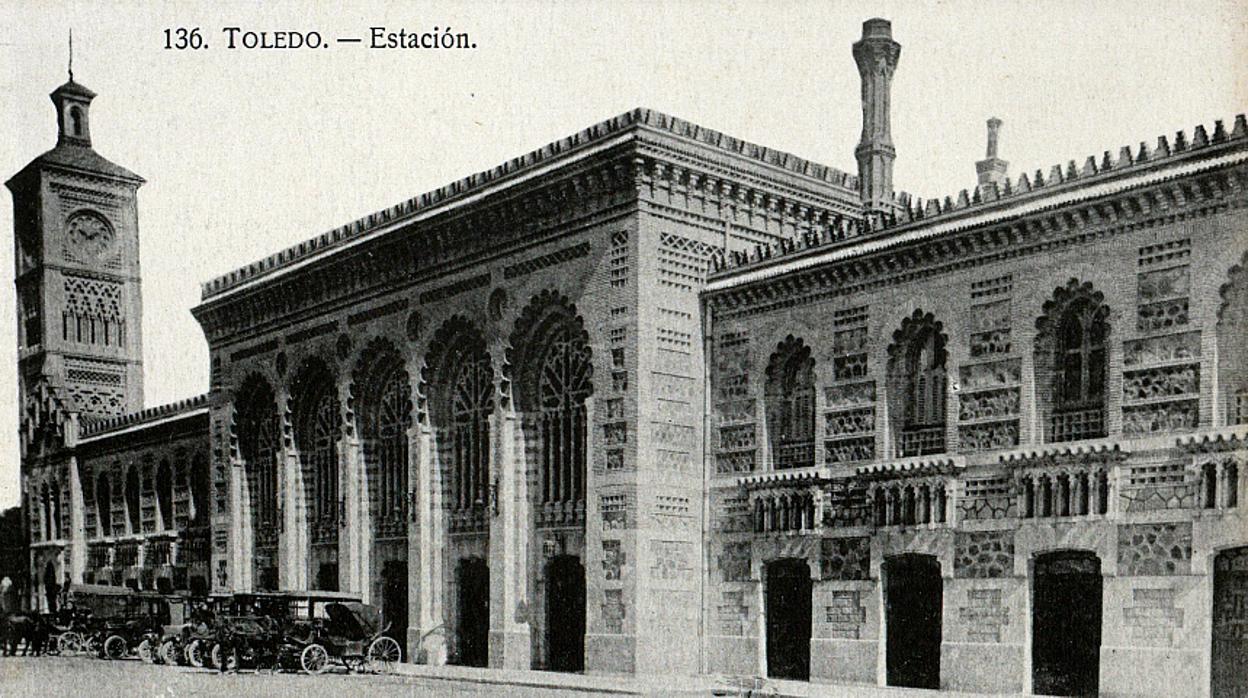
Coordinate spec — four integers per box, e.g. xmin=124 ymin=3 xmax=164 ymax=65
xmin=0 ymin=0 xmax=1244 ymax=507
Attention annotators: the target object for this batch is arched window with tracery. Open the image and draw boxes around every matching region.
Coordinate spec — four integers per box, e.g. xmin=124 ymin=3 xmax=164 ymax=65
xmin=237 ymin=376 xmax=279 ymax=587
xmin=510 ymin=294 xmax=593 ymax=529
xmin=97 ymin=472 xmax=112 ymax=537
xmin=51 ymin=480 xmax=62 ymax=539
xmin=356 ymin=341 xmax=412 ymax=539
xmin=427 ymin=320 xmax=494 ymax=534
xmin=156 ymin=459 xmax=173 ymax=530
xmin=765 ymin=336 xmax=815 ymax=470
xmin=1037 ymin=280 xmax=1109 ymax=442
xmin=291 ymin=361 xmax=341 ymax=581
xmin=888 ymin=310 xmax=947 ymax=457
xmin=125 ymin=466 xmax=141 ymax=533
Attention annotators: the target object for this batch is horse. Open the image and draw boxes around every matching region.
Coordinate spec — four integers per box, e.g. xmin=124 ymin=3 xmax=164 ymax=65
xmin=1 ymin=613 xmax=53 ymax=656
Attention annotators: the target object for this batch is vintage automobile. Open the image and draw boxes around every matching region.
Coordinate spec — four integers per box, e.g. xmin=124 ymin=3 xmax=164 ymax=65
xmin=153 ymin=594 xmax=224 ymax=666
xmin=93 ymin=591 xmax=175 ymax=660
xmin=56 ymin=584 xmax=131 ymax=657
xmin=280 ymin=601 xmax=401 ymax=674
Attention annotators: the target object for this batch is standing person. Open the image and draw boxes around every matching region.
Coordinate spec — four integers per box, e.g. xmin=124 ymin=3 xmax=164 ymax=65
xmin=214 ymin=619 xmax=236 ymax=674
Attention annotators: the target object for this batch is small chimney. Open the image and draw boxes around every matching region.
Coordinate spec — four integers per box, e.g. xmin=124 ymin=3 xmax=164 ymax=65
xmin=976 ymin=117 xmax=1009 ymax=189
xmin=853 ymin=18 xmax=901 ymax=213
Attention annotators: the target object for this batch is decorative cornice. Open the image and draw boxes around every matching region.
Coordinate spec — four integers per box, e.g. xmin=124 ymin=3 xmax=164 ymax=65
xmin=80 ymin=394 xmax=209 ymax=439
xmin=856 ymin=456 xmax=960 ymax=480
xmin=1176 ymin=426 xmax=1248 ymax=453
xmin=998 ymin=440 xmax=1127 ymax=466
xmin=708 ymin=114 xmax=1248 ymax=289
xmin=708 ymin=159 xmax=1247 ymax=318
xmin=199 ymin=108 xmax=861 ymax=303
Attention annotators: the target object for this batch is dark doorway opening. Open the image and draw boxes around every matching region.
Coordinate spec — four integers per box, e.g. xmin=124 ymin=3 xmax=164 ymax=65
xmin=765 ymin=559 xmax=812 ymax=681
xmin=315 ymin=562 xmax=339 ymax=591
xmin=884 ymin=553 xmax=943 ymax=689
xmin=456 ymin=557 xmax=489 ymax=667
xmin=544 ymin=555 xmax=585 ymax=672
xmin=43 ymin=562 xmax=58 ymax=614
xmin=1033 ymin=551 xmax=1102 ymax=696
xmin=382 ymin=560 xmax=409 ymax=661
xmin=1213 ymin=546 xmax=1248 ymax=698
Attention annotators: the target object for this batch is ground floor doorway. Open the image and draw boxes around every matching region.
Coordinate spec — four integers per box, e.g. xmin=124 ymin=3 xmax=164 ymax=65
xmin=764 ymin=559 xmax=812 ymax=681
xmin=544 ymin=555 xmax=585 ymax=672
xmin=381 ymin=560 xmax=409 ymax=661
xmin=884 ymin=553 xmax=942 ymax=689
xmin=1213 ymin=546 xmax=1248 ymax=698
xmin=1033 ymin=550 xmax=1102 ymax=696
xmin=456 ymin=557 xmax=489 ymax=667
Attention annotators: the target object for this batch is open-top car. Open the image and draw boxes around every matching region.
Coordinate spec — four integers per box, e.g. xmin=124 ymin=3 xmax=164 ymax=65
xmin=284 ymin=601 xmax=401 ymax=674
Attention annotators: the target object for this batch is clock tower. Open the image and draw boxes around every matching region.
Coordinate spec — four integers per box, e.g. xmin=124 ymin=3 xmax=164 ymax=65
xmin=6 ymin=73 xmax=146 ymax=446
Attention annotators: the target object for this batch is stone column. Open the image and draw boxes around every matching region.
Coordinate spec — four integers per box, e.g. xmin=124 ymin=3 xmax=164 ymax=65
xmin=278 ymin=388 xmax=306 ymax=590
xmin=489 ymin=408 xmax=531 ymax=668
xmin=405 ymin=424 xmax=422 ymax=662
xmin=67 ymin=454 xmax=85 ymax=584
xmin=416 ymin=424 xmax=447 ymax=664
xmin=338 ymin=431 xmax=365 ymax=598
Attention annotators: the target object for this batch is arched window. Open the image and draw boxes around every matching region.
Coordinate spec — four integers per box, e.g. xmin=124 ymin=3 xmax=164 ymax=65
xmin=536 ymin=322 xmax=593 ymax=511
xmin=126 ymin=466 xmax=141 ymax=533
xmin=766 ymin=336 xmax=815 ymax=470
xmin=97 ymin=473 xmax=112 ymax=537
xmin=427 ymin=321 xmax=493 ymax=534
xmin=510 ymin=294 xmax=593 ymax=530
xmin=51 ymin=481 xmax=62 ymax=539
xmin=40 ymin=484 xmax=51 ymax=541
xmin=156 ymin=460 xmax=173 ymax=530
xmin=69 ymin=106 xmax=83 ymax=137
xmin=356 ymin=342 xmax=412 ymax=538
xmin=191 ymin=452 xmax=210 ymax=526
xmin=889 ymin=310 xmax=947 ymax=457
xmin=237 ymin=377 xmax=279 ymax=540
xmin=292 ymin=362 xmax=340 ymax=549
xmin=1037 ymin=281 xmax=1109 ymax=442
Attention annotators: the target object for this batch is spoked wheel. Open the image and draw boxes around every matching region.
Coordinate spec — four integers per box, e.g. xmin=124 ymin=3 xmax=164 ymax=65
xmin=83 ymin=634 xmax=101 ymax=657
xmin=136 ymin=638 xmax=155 ymax=664
xmin=159 ymin=639 xmax=180 ymax=666
xmin=57 ymin=631 xmax=81 ymax=656
xmin=300 ymin=643 xmax=329 ymax=674
xmin=186 ymin=639 xmax=205 ymax=668
xmin=209 ymin=643 xmax=238 ymax=672
xmin=103 ymin=634 xmax=127 ymax=660
xmin=367 ymin=636 xmax=401 ymax=674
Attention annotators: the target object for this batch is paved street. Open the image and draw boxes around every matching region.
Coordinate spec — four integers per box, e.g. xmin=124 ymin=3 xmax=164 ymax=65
xmin=0 ymin=656 xmax=625 ymax=697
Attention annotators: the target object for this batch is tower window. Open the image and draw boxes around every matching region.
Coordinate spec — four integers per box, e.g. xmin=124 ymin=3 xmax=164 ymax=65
xmin=69 ymin=106 xmax=84 ymax=137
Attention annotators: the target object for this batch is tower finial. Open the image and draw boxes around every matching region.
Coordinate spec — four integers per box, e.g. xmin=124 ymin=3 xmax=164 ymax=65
xmin=68 ymin=29 xmax=73 ymax=81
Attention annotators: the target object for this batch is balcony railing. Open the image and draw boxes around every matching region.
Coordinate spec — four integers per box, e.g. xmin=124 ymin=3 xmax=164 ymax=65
xmin=1050 ymin=406 xmax=1106 ymax=443
xmin=899 ymin=425 xmax=946 ymax=457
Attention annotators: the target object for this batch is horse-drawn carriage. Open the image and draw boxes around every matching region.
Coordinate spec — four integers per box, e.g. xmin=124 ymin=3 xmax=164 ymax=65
xmin=282 ymin=600 xmax=401 ymax=674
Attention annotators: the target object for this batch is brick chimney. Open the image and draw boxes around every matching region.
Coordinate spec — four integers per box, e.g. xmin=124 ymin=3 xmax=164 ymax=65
xmin=976 ymin=117 xmax=1009 ymax=189
xmin=853 ymin=18 xmax=901 ymax=213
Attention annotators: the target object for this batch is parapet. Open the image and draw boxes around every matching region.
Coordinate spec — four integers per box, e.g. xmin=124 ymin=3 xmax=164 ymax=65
xmin=709 ymin=113 xmax=1248 ymax=278
xmin=80 ymin=393 xmax=210 ymax=439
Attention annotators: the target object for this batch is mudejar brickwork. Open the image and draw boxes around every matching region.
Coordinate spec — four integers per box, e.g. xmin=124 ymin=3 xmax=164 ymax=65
xmin=8 ymin=18 xmax=1247 ymax=697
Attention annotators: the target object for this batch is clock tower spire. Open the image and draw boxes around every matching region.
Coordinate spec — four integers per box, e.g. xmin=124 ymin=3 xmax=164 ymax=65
xmin=6 ymin=66 xmax=146 ymax=441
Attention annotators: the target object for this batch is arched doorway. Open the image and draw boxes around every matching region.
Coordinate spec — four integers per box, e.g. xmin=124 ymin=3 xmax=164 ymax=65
xmin=1033 ymin=550 xmax=1102 ymax=696
xmin=456 ymin=557 xmax=489 ymax=667
xmin=545 ymin=555 xmax=585 ymax=672
xmin=764 ymin=558 xmax=812 ymax=680
xmin=1213 ymin=546 xmax=1248 ymax=697
xmin=884 ymin=553 xmax=942 ymax=688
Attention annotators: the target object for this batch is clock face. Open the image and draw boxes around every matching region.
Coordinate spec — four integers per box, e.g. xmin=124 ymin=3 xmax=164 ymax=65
xmin=66 ymin=211 xmax=115 ymax=261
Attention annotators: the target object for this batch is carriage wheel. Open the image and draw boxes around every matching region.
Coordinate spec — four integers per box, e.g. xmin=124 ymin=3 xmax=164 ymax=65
xmin=186 ymin=639 xmax=205 ymax=668
xmin=159 ymin=639 xmax=180 ymax=666
xmin=57 ymin=631 xmax=81 ymax=655
xmin=300 ymin=644 xmax=329 ymax=674
xmin=367 ymin=636 xmax=401 ymax=674
xmin=137 ymin=638 xmax=155 ymax=664
xmin=103 ymin=634 xmax=127 ymax=660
